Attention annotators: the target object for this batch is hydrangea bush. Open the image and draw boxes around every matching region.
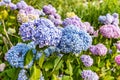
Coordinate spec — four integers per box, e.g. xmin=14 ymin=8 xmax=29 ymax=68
xmin=1 ymin=0 xmax=120 ymax=80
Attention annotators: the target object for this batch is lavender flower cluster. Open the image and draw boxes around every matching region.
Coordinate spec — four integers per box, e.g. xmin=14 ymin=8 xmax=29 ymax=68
xmin=98 ymin=13 xmax=119 ymax=27
xmin=18 ymin=69 xmax=28 ymax=80
xmin=57 ymin=25 xmax=92 ymax=53
xmin=89 ymin=43 xmax=107 ymax=56
xmin=81 ymin=70 xmax=99 ymax=80
xmin=43 ymin=4 xmax=62 ymax=26
xmin=0 ymin=0 xmax=17 ymax=10
xmin=19 ymin=18 xmax=62 ymax=48
xmin=5 ymin=42 xmax=36 ymax=68
xmin=80 ymin=55 xmax=93 ymax=67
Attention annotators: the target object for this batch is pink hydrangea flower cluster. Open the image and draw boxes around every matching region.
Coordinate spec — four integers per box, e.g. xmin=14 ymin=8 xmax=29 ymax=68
xmin=89 ymin=43 xmax=107 ymax=56
xmin=115 ymin=55 xmax=120 ymax=65
xmin=99 ymin=25 xmax=120 ymax=39
xmin=115 ymin=41 xmax=120 ymax=51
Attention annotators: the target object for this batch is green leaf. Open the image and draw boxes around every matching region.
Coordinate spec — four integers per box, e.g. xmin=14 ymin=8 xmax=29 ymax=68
xmin=5 ymin=68 xmax=20 ymax=80
xmin=65 ymin=60 xmax=73 ymax=76
xmin=51 ymin=74 xmax=57 ymax=80
xmin=62 ymin=76 xmax=73 ymax=80
xmin=38 ymin=53 xmax=45 ymax=68
xmin=54 ymin=57 xmax=63 ymax=70
xmin=24 ymin=50 xmax=33 ymax=66
xmin=30 ymin=65 xmax=41 ymax=80
xmin=103 ymin=75 xmax=114 ymax=80
xmin=43 ymin=56 xmax=56 ymax=71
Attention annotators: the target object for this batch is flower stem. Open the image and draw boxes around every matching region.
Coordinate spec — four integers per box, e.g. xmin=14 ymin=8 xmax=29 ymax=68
xmin=1 ymin=19 xmax=13 ymax=47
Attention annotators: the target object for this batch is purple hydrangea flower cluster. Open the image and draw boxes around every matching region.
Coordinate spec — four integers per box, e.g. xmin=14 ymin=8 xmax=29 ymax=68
xmin=5 ymin=42 xmax=36 ymax=68
xmin=18 ymin=69 xmax=28 ymax=80
xmin=89 ymin=43 xmax=107 ymax=56
xmin=43 ymin=4 xmax=62 ymax=26
xmin=0 ymin=0 xmax=17 ymax=10
xmin=16 ymin=1 xmax=28 ymax=10
xmin=83 ymin=22 xmax=98 ymax=37
xmin=43 ymin=4 xmax=56 ymax=15
xmin=98 ymin=13 xmax=119 ymax=27
xmin=81 ymin=70 xmax=99 ymax=80
xmin=62 ymin=16 xmax=98 ymax=36
xmin=62 ymin=16 xmax=84 ymax=28
xmin=19 ymin=22 xmax=35 ymax=41
xmin=33 ymin=18 xmax=62 ymax=48
xmin=57 ymin=25 xmax=92 ymax=53
xmin=16 ymin=1 xmax=44 ymax=23
xmin=99 ymin=25 xmax=120 ymax=39
xmin=80 ymin=55 xmax=93 ymax=67
xmin=19 ymin=18 xmax=62 ymax=48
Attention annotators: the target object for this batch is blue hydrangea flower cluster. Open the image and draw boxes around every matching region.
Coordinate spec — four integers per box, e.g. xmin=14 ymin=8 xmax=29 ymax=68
xmin=19 ymin=18 xmax=62 ymax=48
xmin=81 ymin=70 xmax=99 ymax=80
xmin=18 ymin=69 xmax=28 ymax=80
xmin=80 ymin=55 xmax=93 ymax=67
xmin=44 ymin=46 xmax=60 ymax=57
xmin=5 ymin=42 xmax=36 ymax=68
xmin=98 ymin=13 xmax=119 ymax=27
xmin=5 ymin=43 xmax=29 ymax=68
xmin=57 ymin=25 xmax=92 ymax=53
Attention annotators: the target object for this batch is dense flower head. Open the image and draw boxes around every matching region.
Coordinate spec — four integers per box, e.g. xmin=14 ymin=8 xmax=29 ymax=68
xmin=99 ymin=25 xmax=120 ymax=39
xmin=80 ymin=55 xmax=93 ymax=67
xmin=5 ymin=42 xmax=36 ymax=68
xmin=48 ymin=14 xmax=62 ymax=26
xmin=62 ymin=16 xmax=85 ymax=29
xmin=16 ymin=1 xmax=28 ymax=10
xmin=19 ymin=22 xmax=35 ymax=41
xmin=57 ymin=25 xmax=92 ymax=53
xmin=33 ymin=18 xmax=62 ymax=48
xmin=5 ymin=43 xmax=29 ymax=68
xmin=115 ymin=41 xmax=120 ymax=51
xmin=19 ymin=18 xmax=62 ymax=48
xmin=81 ymin=70 xmax=99 ymax=80
xmin=17 ymin=7 xmax=40 ymax=23
xmin=43 ymin=4 xmax=56 ymax=15
xmin=115 ymin=55 xmax=120 ymax=65
xmin=89 ymin=43 xmax=107 ymax=56
xmin=98 ymin=13 xmax=119 ymax=27
xmin=18 ymin=69 xmax=28 ymax=80
xmin=8 ymin=3 xmax=17 ymax=10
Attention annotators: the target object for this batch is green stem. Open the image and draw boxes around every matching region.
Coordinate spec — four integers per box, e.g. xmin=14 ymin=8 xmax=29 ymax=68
xmin=1 ymin=19 xmax=13 ymax=47
xmin=51 ymin=54 xmax=64 ymax=74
